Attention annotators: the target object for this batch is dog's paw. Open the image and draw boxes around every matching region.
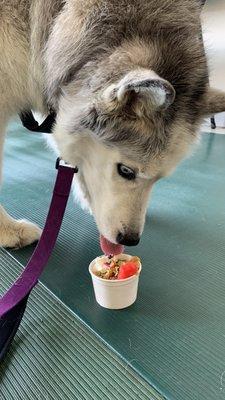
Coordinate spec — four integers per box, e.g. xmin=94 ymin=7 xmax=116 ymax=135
xmin=0 ymin=219 xmax=42 ymax=249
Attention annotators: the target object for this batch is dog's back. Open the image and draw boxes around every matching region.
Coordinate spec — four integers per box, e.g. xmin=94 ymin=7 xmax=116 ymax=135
xmin=0 ymin=0 xmax=205 ymax=114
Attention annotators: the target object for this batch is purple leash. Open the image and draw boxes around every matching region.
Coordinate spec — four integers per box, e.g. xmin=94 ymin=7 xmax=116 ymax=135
xmin=0 ymin=158 xmax=77 ymax=361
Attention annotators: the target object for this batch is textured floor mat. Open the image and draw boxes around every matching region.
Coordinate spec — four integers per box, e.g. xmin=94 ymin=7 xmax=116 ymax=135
xmin=1 ymin=122 xmax=225 ymax=399
xmin=0 ymin=250 xmax=160 ymax=400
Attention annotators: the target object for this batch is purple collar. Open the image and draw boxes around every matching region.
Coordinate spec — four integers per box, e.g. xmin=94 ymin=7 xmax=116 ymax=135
xmin=0 ymin=158 xmax=77 ymax=360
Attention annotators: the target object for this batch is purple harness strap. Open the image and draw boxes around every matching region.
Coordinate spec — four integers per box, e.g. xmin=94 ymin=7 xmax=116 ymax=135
xmin=0 ymin=159 xmax=77 ymax=360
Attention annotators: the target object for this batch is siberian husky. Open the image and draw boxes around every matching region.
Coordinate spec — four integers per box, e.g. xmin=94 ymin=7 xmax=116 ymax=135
xmin=0 ymin=0 xmax=225 ymax=253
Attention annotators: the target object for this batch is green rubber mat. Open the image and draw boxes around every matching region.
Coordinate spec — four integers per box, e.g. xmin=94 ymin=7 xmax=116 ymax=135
xmin=0 ymin=249 xmax=159 ymax=400
xmin=1 ymin=122 xmax=225 ymax=399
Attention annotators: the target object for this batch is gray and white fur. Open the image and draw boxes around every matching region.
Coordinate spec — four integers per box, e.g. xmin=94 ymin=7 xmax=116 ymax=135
xmin=0 ymin=0 xmax=225 ymax=248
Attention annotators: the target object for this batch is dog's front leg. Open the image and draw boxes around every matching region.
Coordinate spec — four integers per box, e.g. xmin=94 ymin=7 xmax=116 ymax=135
xmin=0 ymin=205 xmax=41 ymax=249
xmin=0 ymin=119 xmax=42 ymax=249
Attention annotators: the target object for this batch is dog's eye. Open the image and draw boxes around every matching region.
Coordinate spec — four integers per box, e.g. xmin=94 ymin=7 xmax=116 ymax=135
xmin=117 ymin=164 xmax=136 ymax=180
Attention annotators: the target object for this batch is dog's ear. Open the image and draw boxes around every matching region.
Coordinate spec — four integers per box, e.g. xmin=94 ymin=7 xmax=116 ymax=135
xmin=102 ymin=70 xmax=175 ymax=116
xmin=202 ymin=88 xmax=225 ymax=116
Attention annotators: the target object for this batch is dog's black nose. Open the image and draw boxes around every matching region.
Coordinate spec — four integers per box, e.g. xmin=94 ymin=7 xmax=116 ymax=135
xmin=116 ymin=232 xmax=140 ymax=247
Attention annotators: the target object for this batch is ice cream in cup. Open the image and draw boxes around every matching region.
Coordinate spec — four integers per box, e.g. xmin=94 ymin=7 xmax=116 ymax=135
xmin=89 ymin=254 xmax=142 ymax=309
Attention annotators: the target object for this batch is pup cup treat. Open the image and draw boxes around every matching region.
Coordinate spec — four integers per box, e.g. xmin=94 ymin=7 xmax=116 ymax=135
xmin=89 ymin=254 xmax=142 ymax=309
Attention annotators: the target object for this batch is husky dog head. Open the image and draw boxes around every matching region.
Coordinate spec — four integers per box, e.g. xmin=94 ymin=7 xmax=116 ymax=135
xmin=46 ymin=1 xmax=225 ymax=252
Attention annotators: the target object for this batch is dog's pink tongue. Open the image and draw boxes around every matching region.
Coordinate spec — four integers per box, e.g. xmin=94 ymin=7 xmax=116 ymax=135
xmin=100 ymin=235 xmax=124 ymax=256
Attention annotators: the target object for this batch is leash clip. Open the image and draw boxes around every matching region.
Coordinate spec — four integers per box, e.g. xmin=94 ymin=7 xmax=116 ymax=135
xmin=55 ymin=157 xmax=78 ymax=173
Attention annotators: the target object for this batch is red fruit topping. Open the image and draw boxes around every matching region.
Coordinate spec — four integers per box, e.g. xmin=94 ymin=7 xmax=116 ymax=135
xmin=117 ymin=261 xmax=139 ymax=280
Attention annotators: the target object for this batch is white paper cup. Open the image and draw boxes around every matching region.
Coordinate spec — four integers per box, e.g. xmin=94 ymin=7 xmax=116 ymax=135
xmin=89 ymin=254 xmax=142 ymax=309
